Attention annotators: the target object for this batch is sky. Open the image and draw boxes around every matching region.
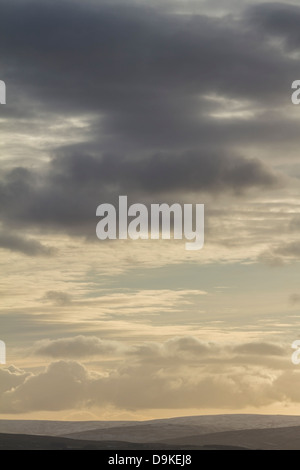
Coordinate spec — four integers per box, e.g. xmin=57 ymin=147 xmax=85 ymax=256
xmin=1 ymin=0 xmax=300 ymax=420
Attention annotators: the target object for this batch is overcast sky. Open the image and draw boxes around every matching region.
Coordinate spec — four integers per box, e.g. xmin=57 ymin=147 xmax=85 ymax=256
xmin=1 ymin=0 xmax=300 ymax=420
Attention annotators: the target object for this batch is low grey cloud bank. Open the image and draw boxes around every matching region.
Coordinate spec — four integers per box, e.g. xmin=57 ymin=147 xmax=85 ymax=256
xmin=0 ymin=336 xmax=295 ymax=412
xmin=33 ymin=336 xmax=126 ymax=358
xmin=0 ymin=229 xmax=55 ymax=257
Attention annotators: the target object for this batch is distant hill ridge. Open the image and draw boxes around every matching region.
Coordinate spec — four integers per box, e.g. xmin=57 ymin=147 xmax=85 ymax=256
xmin=2 ymin=414 xmax=300 ymax=437
xmin=0 ymin=432 xmax=249 ymax=450
xmin=1 ymin=415 xmax=300 ymax=450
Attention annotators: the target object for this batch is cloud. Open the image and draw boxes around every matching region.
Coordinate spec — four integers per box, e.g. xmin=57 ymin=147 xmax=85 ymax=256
xmin=53 ymin=151 xmax=280 ymax=194
xmin=33 ymin=336 xmax=125 ymax=359
xmin=41 ymin=291 xmax=72 ymax=306
xmin=0 ymin=0 xmax=295 ymax=113
xmin=258 ymin=240 xmax=300 ymax=266
xmin=0 ymin=361 xmax=92 ymax=413
xmin=0 ymin=229 xmax=55 ymax=257
xmin=0 ymin=366 xmax=30 ymax=395
xmin=276 ymin=241 xmax=300 ymax=258
xmin=289 ymin=216 xmax=300 ymax=232
xmin=0 ymin=0 xmax=299 ymax=417
xmin=34 ymin=289 xmax=208 ymax=318
xmin=0 ymin=0 xmax=293 ymax=240
xmin=0 ymin=358 xmax=284 ymax=412
xmin=247 ymin=2 xmax=300 ymax=51
xmin=289 ymin=293 xmax=300 ymax=305
xmin=0 ymin=152 xmax=281 ymax=238
xmin=131 ymin=336 xmax=217 ymax=360
xmin=32 ymin=335 xmax=214 ymax=360
xmin=233 ymin=342 xmax=285 ymax=356
xmin=0 ymin=337 xmax=294 ymax=413
xmin=31 ymin=335 xmax=287 ymax=364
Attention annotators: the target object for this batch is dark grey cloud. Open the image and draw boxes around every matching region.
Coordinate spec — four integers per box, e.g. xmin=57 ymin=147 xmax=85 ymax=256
xmin=50 ymin=150 xmax=280 ymax=198
xmin=33 ymin=335 xmax=124 ymax=358
xmin=0 ymin=0 xmax=297 ymax=157
xmin=41 ymin=291 xmax=72 ymax=306
xmin=247 ymin=2 xmax=300 ymax=51
xmin=233 ymin=342 xmax=285 ymax=356
xmin=0 ymin=0 xmax=297 ymax=239
xmin=289 ymin=216 xmax=300 ymax=232
xmin=289 ymin=293 xmax=300 ymax=305
xmin=0 ymin=150 xmax=281 ymax=236
xmin=258 ymin=240 xmax=300 ymax=266
xmin=62 ymin=151 xmax=278 ymax=194
xmin=0 ymin=1 xmax=295 ymax=108
xmin=0 ymin=229 xmax=55 ymax=257
xmin=276 ymin=241 xmax=300 ymax=258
